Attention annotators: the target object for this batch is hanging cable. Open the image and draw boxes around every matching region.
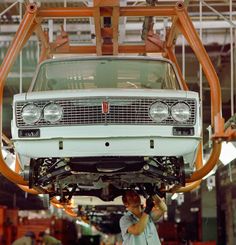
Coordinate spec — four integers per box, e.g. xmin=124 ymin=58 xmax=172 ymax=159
xmin=19 ymin=0 xmax=23 ymax=94
xmin=230 ymin=0 xmax=234 ymax=116
xmin=182 ymin=36 xmax=185 ymax=80
xmin=0 ymin=1 xmax=18 ymax=17
xmin=64 ymin=0 xmax=67 ymax=31
xmin=199 ymin=0 xmax=203 ymax=129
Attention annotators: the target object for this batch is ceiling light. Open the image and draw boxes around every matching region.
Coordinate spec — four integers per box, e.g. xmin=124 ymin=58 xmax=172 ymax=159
xmin=171 ymin=193 xmax=178 ymax=200
xmin=190 ymin=207 xmax=199 ymax=212
xmin=76 ymin=220 xmax=90 ymax=228
xmin=219 ymin=142 xmax=236 ymax=165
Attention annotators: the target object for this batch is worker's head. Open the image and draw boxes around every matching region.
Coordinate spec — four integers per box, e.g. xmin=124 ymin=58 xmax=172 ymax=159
xmin=38 ymin=231 xmax=46 ymax=241
xmin=38 ymin=231 xmax=46 ymax=242
xmin=122 ymin=190 xmax=141 ymax=209
xmin=25 ymin=231 xmax=36 ymax=239
xmin=38 ymin=231 xmax=45 ymax=238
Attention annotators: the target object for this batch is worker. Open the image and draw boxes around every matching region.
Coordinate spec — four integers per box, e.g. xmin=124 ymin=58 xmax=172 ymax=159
xmin=38 ymin=231 xmax=62 ymax=245
xmin=12 ymin=231 xmax=36 ymax=245
xmin=119 ymin=190 xmax=167 ymax=245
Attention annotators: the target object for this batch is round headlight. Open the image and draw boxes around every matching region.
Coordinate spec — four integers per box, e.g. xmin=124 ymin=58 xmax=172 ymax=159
xmin=149 ymin=102 xmax=169 ymax=122
xmin=171 ymin=102 xmax=190 ymax=122
xmin=43 ymin=103 xmax=63 ymax=123
xmin=21 ymin=104 xmax=41 ymax=125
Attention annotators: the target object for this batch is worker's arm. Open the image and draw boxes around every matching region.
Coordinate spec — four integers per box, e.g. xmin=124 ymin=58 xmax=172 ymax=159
xmin=127 ymin=212 xmax=150 ymax=236
xmin=120 ymin=198 xmax=154 ymax=236
xmin=127 ymin=197 xmax=154 ymax=236
xmin=151 ymin=194 xmax=167 ymax=222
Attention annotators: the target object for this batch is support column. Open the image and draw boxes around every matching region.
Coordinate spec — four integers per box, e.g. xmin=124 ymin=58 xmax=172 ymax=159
xmin=201 ymin=181 xmax=217 ymax=242
xmin=0 ymin=206 xmax=6 ymax=244
xmin=225 ymin=186 xmax=234 ymax=245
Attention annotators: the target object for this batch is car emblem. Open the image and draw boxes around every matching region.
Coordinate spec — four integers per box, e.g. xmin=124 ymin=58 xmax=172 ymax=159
xmin=102 ymin=101 xmax=110 ymax=114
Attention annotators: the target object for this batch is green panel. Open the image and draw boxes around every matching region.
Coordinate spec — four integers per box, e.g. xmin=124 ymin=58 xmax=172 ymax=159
xmin=202 ymin=217 xmax=217 ymax=242
xmin=81 ymin=225 xmax=93 ymax=236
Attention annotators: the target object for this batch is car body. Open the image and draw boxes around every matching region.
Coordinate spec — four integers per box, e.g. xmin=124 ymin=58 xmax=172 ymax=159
xmin=11 ymin=56 xmax=201 ymax=200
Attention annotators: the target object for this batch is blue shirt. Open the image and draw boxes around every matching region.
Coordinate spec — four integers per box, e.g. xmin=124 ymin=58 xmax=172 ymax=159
xmin=119 ymin=211 xmax=161 ymax=245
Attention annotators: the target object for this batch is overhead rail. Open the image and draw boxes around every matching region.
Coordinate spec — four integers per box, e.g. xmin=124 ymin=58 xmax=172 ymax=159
xmin=0 ymin=0 xmax=235 ymax=198
xmin=200 ymin=0 xmax=236 ymax=28
xmin=200 ymin=0 xmax=235 ymax=117
xmin=0 ymin=0 xmax=19 ymax=18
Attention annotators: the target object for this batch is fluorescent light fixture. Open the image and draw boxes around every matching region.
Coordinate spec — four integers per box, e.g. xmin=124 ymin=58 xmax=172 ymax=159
xmin=76 ymin=220 xmax=90 ymax=228
xmin=219 ymin=142 xmax=236 ymax=165
xmin=171 ymin=193 xmax=178 ymax=200
xmin=190 ymin=207 xmax=199 ymax=213
xmin=177 ymin=194 xmax=184 ymax=205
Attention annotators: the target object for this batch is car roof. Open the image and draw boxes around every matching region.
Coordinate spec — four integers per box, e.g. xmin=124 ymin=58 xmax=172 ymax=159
xmin=39 ymin=55 xmax=174 ymax=65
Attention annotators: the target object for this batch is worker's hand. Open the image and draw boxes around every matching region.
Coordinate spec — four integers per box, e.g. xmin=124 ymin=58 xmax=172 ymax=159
xmin=144 ymin=197 xmax=154 ymax=214
xmin=152 ymin=194 xmax=167 ymax=212
xmin=152 ymin=194 xmax=163 ymax=204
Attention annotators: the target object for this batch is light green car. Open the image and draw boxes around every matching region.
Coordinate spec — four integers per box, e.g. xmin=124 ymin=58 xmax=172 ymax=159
xmin=12 ymin=56 xmax=201 ymax=200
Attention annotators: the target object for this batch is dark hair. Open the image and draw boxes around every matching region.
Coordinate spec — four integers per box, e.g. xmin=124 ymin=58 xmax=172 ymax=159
xmin=122 ymin=190 xmax=139 ymax=204
xmin=38 ymin=231 xmax=45 ymax=237
xmin=25 ymin=231 xmax=36 ymax=239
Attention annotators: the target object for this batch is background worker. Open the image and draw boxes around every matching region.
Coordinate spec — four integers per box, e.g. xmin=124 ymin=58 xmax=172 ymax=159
xmin=12 ymin=231 xmax=36 ymax=245
xmin=38 ymin=231 xmax=62 ymax=245
xmin=119 ymin=190 xmax=167 ymax=245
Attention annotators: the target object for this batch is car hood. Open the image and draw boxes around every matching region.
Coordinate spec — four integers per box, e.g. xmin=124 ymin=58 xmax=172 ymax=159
xmin=15 ymin=89 xmax=198 ymax=101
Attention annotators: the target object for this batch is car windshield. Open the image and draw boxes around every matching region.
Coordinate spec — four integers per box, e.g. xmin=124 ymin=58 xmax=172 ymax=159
xmin=32 ymin=58 xmax=180 ymax=91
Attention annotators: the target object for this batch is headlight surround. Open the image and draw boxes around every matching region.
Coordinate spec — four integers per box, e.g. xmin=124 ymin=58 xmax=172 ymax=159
xmin=149 ymin=101 xmax=169 ymax=122
xmin=43 ymin=103 xmax=63 ymax=123
xmin=171 ymin=102 xmax=191 ymax=122
xmin=21 ymin=104 xmax=41 ymax=125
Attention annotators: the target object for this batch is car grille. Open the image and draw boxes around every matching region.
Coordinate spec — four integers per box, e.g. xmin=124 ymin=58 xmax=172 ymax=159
xmin=15 ymin=97 xmax=197 ymax=127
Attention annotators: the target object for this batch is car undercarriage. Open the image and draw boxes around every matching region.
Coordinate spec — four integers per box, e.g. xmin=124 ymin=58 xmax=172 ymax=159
xmin=24 ymin=156 xmax=185 ymax=201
